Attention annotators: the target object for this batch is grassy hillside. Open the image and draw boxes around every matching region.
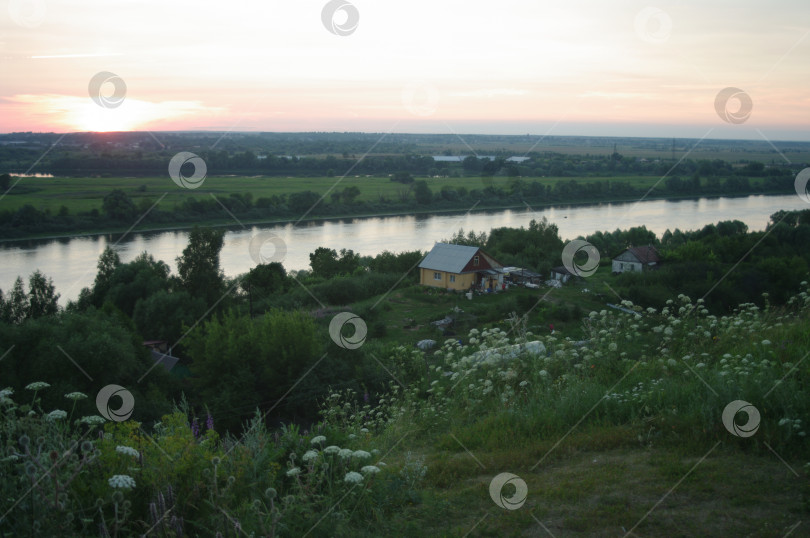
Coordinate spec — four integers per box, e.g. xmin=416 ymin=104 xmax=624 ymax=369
xmin=2 ymin=280 xmax=808 ymax=536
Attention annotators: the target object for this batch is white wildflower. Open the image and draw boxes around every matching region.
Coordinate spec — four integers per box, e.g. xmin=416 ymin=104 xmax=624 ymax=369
xmin=352 ymin=450 xmax=371 ymax=460
xmin=46 ymin=409 xmax=67 ymax=421
xmin=115 ymin=445 xmax=139 ymax=458
xmin=286 ymin=467 xmax=301 ymax=477
xmin=344 ymin=471 xmax=363 ymax=484
xmin=108 ymin=474 xmax=136 ymax=490
xmin=64 ymin=392 xmax=88 ymax=401
xmin=25 ymin=382 xmax=50 ymax=391
xmin=302 ymin=450 xmax=318 ymax=462
xmin=360 ymin=465 xmax=381 ymax=475
xmin=310 ymin=435 xmax=327 ymax=445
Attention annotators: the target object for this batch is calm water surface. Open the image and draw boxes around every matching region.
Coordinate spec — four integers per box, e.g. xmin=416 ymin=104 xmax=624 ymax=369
xmin=1 ymin=194 xmax=806 ymax=304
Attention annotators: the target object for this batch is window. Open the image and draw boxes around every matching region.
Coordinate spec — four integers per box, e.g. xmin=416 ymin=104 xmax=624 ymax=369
xmin=473 ymin=256 xmax=480 ymax=266
xmin=433 ymin=272 xmax=442 ymax=280
xmin=449 ymin=275 xmax=456 ymax=283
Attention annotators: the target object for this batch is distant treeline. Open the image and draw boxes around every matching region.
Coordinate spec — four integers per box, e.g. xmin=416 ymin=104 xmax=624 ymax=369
xmin=0 ymin=163 xmax=800 ymax=239
xmin=0 ymin=145 xmax=803 ymax=179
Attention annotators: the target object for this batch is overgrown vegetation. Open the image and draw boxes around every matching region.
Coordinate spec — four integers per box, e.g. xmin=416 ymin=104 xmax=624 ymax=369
xmin=1 ymin=282 xmax=808 ymax=535
xmin=2 ymin=210 xmax=809 ymax=535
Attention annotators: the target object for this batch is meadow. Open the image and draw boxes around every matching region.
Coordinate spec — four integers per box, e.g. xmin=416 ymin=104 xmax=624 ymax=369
xmin=1 ymin=173 xmax=775 ymax=215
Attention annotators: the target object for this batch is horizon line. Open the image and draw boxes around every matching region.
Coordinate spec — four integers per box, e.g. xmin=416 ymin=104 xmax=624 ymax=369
xmin=3 ymin=130 xmax=810 ymax=145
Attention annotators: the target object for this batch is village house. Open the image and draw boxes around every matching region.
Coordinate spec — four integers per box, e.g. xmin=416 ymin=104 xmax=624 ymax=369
xmin=418 ymin=243 xmax=505 ymax=291
xmin=611 ymin=245 xmax=660 ymax=273
xmin=549 ymin=265 xmax=575 ymax=283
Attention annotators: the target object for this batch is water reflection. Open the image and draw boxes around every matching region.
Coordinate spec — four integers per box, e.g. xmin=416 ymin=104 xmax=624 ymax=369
xmin=1 ymin=194 xmax=806 ymax=304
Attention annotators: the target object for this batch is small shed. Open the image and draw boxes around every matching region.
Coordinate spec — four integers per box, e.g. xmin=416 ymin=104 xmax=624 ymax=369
xmin=144 ymin=340 xmax=179 ymax=372
xmin=150 ymin=349 xmax=179 ymax=372
xmin=612 ymin=246 xmax=660 ymax=273
xmin=550 ymin=265 xmax=574 ymax=283
xmin=503 ymin=267 xmax=543 ymax=286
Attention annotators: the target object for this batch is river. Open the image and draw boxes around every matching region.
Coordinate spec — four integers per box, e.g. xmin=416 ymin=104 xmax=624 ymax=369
xmin=1 ymin=194 xmax=807 ymax=304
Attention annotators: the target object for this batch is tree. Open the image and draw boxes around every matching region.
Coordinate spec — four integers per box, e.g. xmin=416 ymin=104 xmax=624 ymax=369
xmin=100 ymin=252 xmax=171 ymax=316
xmin=309 ymin=247 xmax=360 ymax=279
xmin=27 ymin=271 xmax=59 ymax=319
xmin=132 ymin=290 xmax=206 ymax=343
xmin=445 ymin=228 xmax=488 ymax=247
xmin=0 ymin=309 xmax=175 ymax=423
xmin=341 ymin=185 xmax=361 ymax=204
xmin=177 ymin=227 xmax=225 ymax=305
xmin=390 ymin=171 xmax=413 ymax=184
xmin=186 ymin=310 xmax=322 ymax=431
xmin=243 ymin=262 xmax=287 ymax=294
xmin=413 ymin=180 xmax=432 ymax=204
xmin=1 ymin=277 xmax=28 ymax=324
xmin=367 ymin=250 xmax=424 ymax=277
xmin=288 ymin=190 xmax=322 ymax=213
xmin=309 ymin=247 xmax=340 ymax=279
xmin=102 ymin=189 xmax=137 ymax=221
xmin=93 ymin=246 xmax=121 ymax=298
xmin=0 ymin=173 xmax=10 ymax=192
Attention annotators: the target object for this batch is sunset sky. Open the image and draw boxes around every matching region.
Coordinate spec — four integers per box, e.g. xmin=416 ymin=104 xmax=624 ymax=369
xmin=1 ymin=0 xmax=808 ymax=140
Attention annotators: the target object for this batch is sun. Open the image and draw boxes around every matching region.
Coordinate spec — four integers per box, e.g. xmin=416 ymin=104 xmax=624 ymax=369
xmin=69 ymin=101 xmax=146 ymax=132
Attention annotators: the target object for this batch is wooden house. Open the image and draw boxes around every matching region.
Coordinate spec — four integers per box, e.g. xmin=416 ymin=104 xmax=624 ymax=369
xmin=418 ymin=243 xmax=504 ymax=291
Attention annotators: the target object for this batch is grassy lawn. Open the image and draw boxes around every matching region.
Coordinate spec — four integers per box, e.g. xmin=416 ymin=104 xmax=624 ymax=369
xmin=384 ymin=438 xmax=805 ymax=537
xmin=0 ymin=174 xmax=776 ymax=215
xmin=352 ymin=268 xmax=622 ymax=348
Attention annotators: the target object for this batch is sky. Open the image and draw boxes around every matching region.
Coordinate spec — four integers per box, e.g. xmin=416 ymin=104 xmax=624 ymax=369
xmin=1 ymin=0 xmax=809 ymax=140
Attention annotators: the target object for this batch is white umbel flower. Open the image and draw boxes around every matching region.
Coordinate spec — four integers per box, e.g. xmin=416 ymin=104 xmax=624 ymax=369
xmin=352 ymin=450 xmax=371 ymax=460
xmin=286 ymin=467 xmax=301 ymax=477
xmin=108 ymin=475 xmax=136 ymax=490
xmin=344 ymin=471 xmax=363 ymax=484
xmin=115 ymin=445 xmax=139 ymax=458
xmin=45 ymin=409 xmax=67 ymax=421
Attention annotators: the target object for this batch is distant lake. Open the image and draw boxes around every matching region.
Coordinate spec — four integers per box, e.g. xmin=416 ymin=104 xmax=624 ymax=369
xmin=1 ymin=194 xmax=807 ymax=304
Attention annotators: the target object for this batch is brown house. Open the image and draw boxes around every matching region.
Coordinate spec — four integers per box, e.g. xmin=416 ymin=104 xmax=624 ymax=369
xmin=612 ymin=245 xmax=660 ymax=273
xmin=418 ymin=243 xmax=504 ymax=291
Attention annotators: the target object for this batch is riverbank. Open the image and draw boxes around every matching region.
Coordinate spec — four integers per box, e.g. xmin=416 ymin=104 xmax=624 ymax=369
xmin=0 ymin=188 xmax=796 ymax=244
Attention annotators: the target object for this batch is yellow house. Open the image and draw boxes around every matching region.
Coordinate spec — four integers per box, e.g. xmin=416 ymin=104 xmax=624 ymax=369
xmin=418 ymin=243 xmax=505 ymax=291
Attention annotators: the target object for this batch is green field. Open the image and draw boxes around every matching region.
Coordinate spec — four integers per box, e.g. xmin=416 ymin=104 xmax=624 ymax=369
xmin=0 ymin=174 xmax=773 ymax=215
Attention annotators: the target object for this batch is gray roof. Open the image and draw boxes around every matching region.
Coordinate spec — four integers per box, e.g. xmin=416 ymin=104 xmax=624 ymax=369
xmin=151 ymin=349 xmax=179 ymax=372
xmin=419 ymin=243 xmax=481 ymax=273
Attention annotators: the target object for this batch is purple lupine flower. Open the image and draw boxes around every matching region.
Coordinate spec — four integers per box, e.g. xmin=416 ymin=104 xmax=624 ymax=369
xmin=191 ymin=418 xmax=200 ymax=439
xmin=206 ymin=413 xmax=214 ymax=431
xmin=363 ymin=392 xmax=369 ymax=403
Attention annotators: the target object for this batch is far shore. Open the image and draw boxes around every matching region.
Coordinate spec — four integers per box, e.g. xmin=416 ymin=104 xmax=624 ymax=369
xmin=0 ymin=190 xmax=796 ymax=245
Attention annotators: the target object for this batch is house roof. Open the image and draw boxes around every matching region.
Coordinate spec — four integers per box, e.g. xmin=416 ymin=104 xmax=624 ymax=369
xmin=624 ymin=246 xmax=660 ymax=264
xmin=418 ymin=243 xmax=487 ymax=273
xmin=551 ymin=265 xmax=574 ymax=275
xmin=150 ymin=349 xmax=179 ymax=372
xmin=508 ymin=268 xmax=542 ymax=278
